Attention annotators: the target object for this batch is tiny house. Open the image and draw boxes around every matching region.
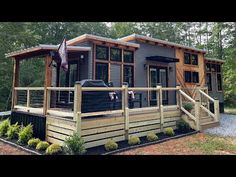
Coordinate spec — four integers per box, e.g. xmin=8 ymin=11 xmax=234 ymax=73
xmin=5 ymin=33 xmax=223 ymax=148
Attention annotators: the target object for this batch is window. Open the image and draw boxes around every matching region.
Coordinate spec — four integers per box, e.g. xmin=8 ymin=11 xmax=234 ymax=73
xmin=192 ymin=72 xmax=199 ymax=83
xmin=211 ymin=64 xmax=216 ymax=72
xmin=184 ymin=52 xmax=198 ymax=65
xmin=124 ymin=50 xmax=134 ymax=63
xmin=123 ymin=65 xmax=134 ymax=87
xmin=191 ymin=54 xmax=198 ymax=65
xmin=95 ymin=63 xmax=108 ymax=83
xmin=216 ymin=64 xmax=221 ymax=72
xmin=184 ymin=53 xmax=191 ymax=64
xmin=217 ymin=74 xmax=222 ymax=91
xmin=96 ymin=45 xmax=108 ymax=60
xmin=184 ymin=71 xmax=192 ymax=83
xmin=206 ymin=73 xmax=212 ymax=91
xmin=110 ymin=47 xmax=121 ymax=62
xmin=206 ymin=63 xmax=211 ymax=72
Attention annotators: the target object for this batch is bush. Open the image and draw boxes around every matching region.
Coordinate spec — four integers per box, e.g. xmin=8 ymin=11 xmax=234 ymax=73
xmin=28 ymin=138 xmax=41 ymax=148
xmin=146 ymin=132 xmax=158 ymax=142
xmin=46 ymin=144 xmax=62 ymax=155
xmin=63 ymin=132 xmax=86 ymax=155
xmin=0 ymin=119 xmax=10 ymax=137
xmin=164 ymin=127 xmax=175 ymax=136
xmin=18 ymin=124 xmax=33 ymax=144
xmin=6 ymin=122 xmax=20 ymax=139
xmin=183 ymin=103 xmax=193 ymax=112
xmin=104 ymin=139 xmax=118 ymax=151
xmin=128 ymin=136 xmax=141 ymax=145
xmin=36 ymin=141 xmax=50 ymax=151
xmin=176 ymin=119 xmax=191 ymax=133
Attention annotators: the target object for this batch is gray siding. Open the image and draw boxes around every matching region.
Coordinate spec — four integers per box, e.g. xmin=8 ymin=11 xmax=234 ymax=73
xmin=133 ymin=40 xmax=177 ymax=106
xmin=110 ymin=64 xmax=121 ymax=86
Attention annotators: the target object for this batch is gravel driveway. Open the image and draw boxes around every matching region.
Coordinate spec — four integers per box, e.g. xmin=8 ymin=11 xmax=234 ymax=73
xmin=204 ymin=114 xmax=236 ymax=137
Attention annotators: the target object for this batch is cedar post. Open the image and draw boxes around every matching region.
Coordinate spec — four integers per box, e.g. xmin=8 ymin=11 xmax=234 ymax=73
xmin=122 ymin=83 xmax=129 ymax=140
xmin=176 ymin=84 xmax=181 ymax=109
xmin=157 ymin=84 xmax=164 ymax=131
xmin=74 ymin=81 xmax=82 ymax=137
xmin=194 ymin=99 xmax=201 ymax=131
xmin=214 ymin=99 xmax=220 ymax=122
xmin=11 ymin=58 xmax=20 ymax=110
xmin=43 ymin=55 xmax=52 ymax=115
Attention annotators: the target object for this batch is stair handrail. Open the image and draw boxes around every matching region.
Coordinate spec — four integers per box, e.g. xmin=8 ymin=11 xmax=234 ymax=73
xmin=198 ymin=89 xmax=220 ymax=122
xmin=179 ymin=89 xmax=200 ymax=130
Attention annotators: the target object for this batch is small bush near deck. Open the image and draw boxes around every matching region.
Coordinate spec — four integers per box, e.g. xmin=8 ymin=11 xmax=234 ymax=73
xmin=104 ymin=139 xmax=118 ymax=151
xmin=46 ymin=144 xmax=62 ymax=155
xmin=28 ymin=138 xmax=41 ymax=148
xmin=6 ymin=122 xmax=20 ymax=139
xmin=183 ymin=103 xmax=193 ymax=112
xmin=36 ymin=141 xmax=50 ymax=151
xmin=63 ymin=132 xmax=86 ymax=155
xmin=128 ymin=136 xmax=141 ymax=146
xmin=0 ymin=119 xmax=10 ymax=137
xmin=176 ymin=119 xmax=191 ymax=133
xmin=164 ymin=127 xmax=175 ymax=136
xmin=146 ymin=132 xmax=158 ymax=142
xmin=18 ymin=124 xmax=33 ymax=144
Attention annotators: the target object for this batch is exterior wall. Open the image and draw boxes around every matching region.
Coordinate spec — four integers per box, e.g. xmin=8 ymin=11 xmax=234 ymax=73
xmin=110 ymin=64 xmax=121 ymax=86
xmin=132 ymin=40 xmax=177 ymax=106
xmin=175 ymin=48 xmax=205 ymax=97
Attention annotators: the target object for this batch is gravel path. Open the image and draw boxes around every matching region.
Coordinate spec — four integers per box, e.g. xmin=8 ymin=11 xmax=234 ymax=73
xmin=204 ymin=113 xmax=236 ymax=137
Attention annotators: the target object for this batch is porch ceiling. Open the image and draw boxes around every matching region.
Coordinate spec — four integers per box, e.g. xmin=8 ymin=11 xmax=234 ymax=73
xmin=146 ymin=55 xmax=179 ymax=63
xmin=5 ymin=44 xmax=91 ymax=60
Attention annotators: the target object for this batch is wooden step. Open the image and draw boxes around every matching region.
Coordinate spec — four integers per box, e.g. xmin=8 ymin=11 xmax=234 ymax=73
xmin=200 ymin=121 xmax=220 ymax=131
xmin=200 ymin=116 xmax=214 ymax=124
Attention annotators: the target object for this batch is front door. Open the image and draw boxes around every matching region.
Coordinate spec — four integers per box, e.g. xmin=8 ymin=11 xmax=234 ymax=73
xmin=149 ymin=66 xmax=168 ymax=105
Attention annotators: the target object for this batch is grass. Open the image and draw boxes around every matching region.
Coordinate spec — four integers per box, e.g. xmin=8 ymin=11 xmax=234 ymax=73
xmin=224 ymin=107 xmax=236 ymax=115
xmin=189 ymin=135 xmax=236 ymax=154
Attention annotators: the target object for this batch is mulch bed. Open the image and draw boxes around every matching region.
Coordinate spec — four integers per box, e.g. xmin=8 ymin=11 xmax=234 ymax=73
xmin=84 ymin=129 xmax=197 ymax=155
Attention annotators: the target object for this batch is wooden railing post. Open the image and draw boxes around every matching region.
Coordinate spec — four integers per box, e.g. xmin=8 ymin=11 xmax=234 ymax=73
xmin=176 ymin=85 xmax=181 ymax=108
xmin=122 ymin=83 xmax=129 ymax=140
xmin=74 ymin=82 xmax=82 ymax=137
xmin=194 ymin=100 xmax=201 ymax=131
xmin=214 ymin=99 xmax=220 ymax=122
xmin=157 ymin=84 xmax=164 ymax=131
xmin=26 ymin=89 xmax=30 ymax=108
xmin=46 ymin=89 xmax=51 ymax=112
xmin=204 ymin=85 xmax=210 ymax=110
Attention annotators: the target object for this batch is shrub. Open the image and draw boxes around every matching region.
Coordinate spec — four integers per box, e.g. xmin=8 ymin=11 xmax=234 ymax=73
xmin=28 ymin=138 xmax=41 ymax=148
xmin=183 ymin=103 xmax=193 ymax=112
xmin=46 ymin=144 xmax=62 ymax=155
xmin=176 ymin=119 xmax=191 ymax=133
xmin=104 ymin=139 xmax=118 ymax=151
xmin=146 ymin=132 xmax=158 ymax=142
xmin=63 ymin=132 xmax=86 ymax=155
xmin=128 ymin=136 xmax=141 ymax=145
xmin=164 ymin=127 xmax=175 ymax=136
xmin=36 ymin=141 xmax=50 ymax=151
xmin=0 ymin=119 xmax=10 ymax=137
xmin=18 ymin=124 xmax=33 ymax=144
xmin=6 ymin=122 xmax=20 ymax=139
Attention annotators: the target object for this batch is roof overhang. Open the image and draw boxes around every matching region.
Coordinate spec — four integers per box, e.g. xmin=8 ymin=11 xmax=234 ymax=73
xmin=5 ymin=44 xmax=91 ymax=59
xmin=67 ymin=34 xmax=140 ymax=49
xmin=205 ymin=57 xmax=225 ymax=64
xmin=119 ymin=34 xmax=207 ymax=54
xmin=146 ymin=55 xmax=179 ymax=63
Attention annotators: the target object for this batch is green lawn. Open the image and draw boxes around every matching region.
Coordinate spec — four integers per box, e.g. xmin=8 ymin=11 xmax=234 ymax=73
xmin=225 ymin=107 xmax=236 ymax=115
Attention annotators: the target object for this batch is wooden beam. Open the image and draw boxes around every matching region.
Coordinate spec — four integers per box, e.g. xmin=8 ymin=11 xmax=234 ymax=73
xmin=43 ymin=55 xmax=52 ymax=115
xmin=11 ymin=58 xmax=20 ymax=109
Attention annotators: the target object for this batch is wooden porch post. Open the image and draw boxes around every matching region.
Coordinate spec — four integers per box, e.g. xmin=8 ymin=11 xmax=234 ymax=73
xmin=74 ymin=81 xmax=82 ymax=137
xmin=11 ymin=58 xmax=20 ymax=110
xmin=43 ymin=55 xmax=52 ymax=115
xmin=122 ymin=83 xmax=129 ymax=140
xmin=157 ymin=84 xmax=164 ymax=131
xmin=176 ymin=84 xmax=181 ymax=108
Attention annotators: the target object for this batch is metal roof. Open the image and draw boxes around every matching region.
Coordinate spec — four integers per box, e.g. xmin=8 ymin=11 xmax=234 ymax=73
xmin=66 ymin=34 xmax=140 ymax=48
xmin=118 ymin=34 xmax=207 ymax=53
xmin=5 ymin=44 xmax=91 ymax=58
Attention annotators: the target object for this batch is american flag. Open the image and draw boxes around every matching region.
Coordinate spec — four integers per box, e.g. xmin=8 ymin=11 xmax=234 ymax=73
xmin=58 ymin=37 xmax=68 ymax=72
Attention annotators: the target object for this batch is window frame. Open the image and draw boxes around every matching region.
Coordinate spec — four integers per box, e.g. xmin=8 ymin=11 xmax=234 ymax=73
xmin=123 ymin=65 xmax=134 ymax=87
xmin=184 ymin=52 xmax=199 ymax=66
xmin=95 ymin=62 xmax=109 ymax=84
xmin=216 ymin=73 xmax=223 ymax=92
xmin=206 ymin=73 xmax=212 ymax=91
xmin=123 ymin=50 xmax=134 ymax=63
xmin=110 ymin=47 xmax=122 ymax=62
xmin=192 ymin=72 xmax=199 ymax=83
xmin=184 ymin=71 xmax=192 ymax=83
